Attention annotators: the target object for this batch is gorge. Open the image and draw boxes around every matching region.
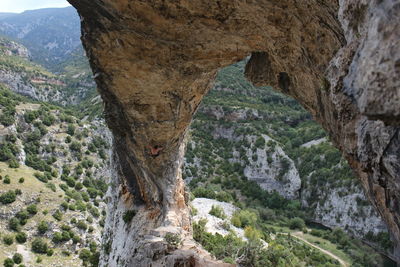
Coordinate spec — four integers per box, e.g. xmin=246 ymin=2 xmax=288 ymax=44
xmin=65 ymin=0 xmax=400 ymax=266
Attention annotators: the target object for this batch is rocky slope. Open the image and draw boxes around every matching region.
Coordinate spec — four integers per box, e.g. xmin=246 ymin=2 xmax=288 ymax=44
xmin=67 ymin=0 xmax=399 ymax=265
xmin=0 ymin=36 xmax=96 ymax=106
xmin=0 ymin=86 xmax=110 ymax=266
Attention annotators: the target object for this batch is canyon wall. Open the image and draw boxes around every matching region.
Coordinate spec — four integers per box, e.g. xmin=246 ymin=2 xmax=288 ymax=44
xmin=67 ymin=0 xmax=399 ymax=265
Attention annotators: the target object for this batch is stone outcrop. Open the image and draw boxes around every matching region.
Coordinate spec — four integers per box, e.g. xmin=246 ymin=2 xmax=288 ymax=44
xmin=68 ymin=0 xmax=400 ymax=265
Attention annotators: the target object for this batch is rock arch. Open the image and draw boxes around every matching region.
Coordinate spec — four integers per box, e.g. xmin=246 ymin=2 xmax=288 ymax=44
xmin=68 ymin=0 xmax=400 ymax=265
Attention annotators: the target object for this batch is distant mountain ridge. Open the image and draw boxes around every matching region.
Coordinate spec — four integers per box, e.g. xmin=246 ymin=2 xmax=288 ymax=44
xmin=0 ymin=7 xmax=81 ymax=70
xmin=0 ymin=13 xmax=17 ymax=19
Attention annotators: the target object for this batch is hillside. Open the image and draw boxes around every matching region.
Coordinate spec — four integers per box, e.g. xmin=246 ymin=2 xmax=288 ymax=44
xmin=0 ymin=86 xmax=109 ymax=266
xmin=0 ymin=36 xmax=96 ymax=107
xmin=0 ymin=7 xmax=81 ymax=70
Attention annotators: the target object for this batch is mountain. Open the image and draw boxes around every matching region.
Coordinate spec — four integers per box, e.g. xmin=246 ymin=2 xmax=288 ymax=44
xmin=0 ymin=13 xmax=17 ymax=20
xmin=0 ymin=36 xmax=96 ymax=108
xmin=0 ymin=7 xmax=81 ymax=70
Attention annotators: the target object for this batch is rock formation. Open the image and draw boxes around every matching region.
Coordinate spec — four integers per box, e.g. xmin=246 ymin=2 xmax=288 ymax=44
xmin=67 ymin=0 xmax=400 ymax=265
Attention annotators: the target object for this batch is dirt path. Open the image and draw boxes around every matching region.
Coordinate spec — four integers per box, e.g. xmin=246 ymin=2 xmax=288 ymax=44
xmin=290 ymin=232 xmax=349 ymax=267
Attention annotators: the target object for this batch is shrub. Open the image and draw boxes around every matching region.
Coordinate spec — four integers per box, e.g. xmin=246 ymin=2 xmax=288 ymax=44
xmin=79 ymin=249 xmax=91 ymax=265
xmin=66 ymin=177 xmax=76 ymax=188
xmin=42 ymin=114 xmax=55 ymax=126
xmin=209 ymin=205 xmax=226 ymax=219
xmin=3 ymin=258 xmax=14 ymax=267
xmin=254 ymin=136 xmax=265 ymax=148
xmin=72 ymin=235 xmax=82 ymax=244
xmin=9 ymin=217 xmax=21 ymax=231
xmin=122 ymin=210 xmax=136 ymax=223
xmin=8 ymin=159 xmax=19 ymax=168
xmin=52 ymin=232 xmax=64 ymax=243
xmin=76 ymin=220 xmax=88 ymax=231
xmin=46 ymin=248 xmax=54 ymax=256
xmin=67 ymin=124 xmax=75 ymax=136
xmin=0 ymin=190 xmax=16 ymax=204
xmin=24 ymin=111 xmax=39 ymax=123
xmin=165 ymin=233 xmax=181 ymax=248
xmin=69 ymin=141 xmax=81 ymax=152
xmin=52 ymin=210 xmax=63 ymax=221
xmin=18 ymin=177 xmax=24 ymax=183
xmin=244 ymin=226 xmax=262 ymax=241
xmin=12 ymin=253 xmax=22 ymax=264
xmin=289 ymin=217 xmax=305 ymax=230
xmin=75 ymin=182 xmax=83 ymax=190
xmin=46 ymin=182 xmax=56 ymax=192
xmin=31 ymin=238 xmax=48 ymax=254
xmin=231 ymin=209 xmax=258 ymax=228
xmin=3 ymin=234 xmax=13 ymax=245
xmin=15 ymin=232 xmax=27 ymax=243
xmin=37 ymin=221 xmax=49 ymax=234
xmin=76 ymin=200 xmax=86 ymax=211
xmin=27 ymin=204 xmax=38 ymax=215
xmin=3 ymin=176 xmax=11 ymax=184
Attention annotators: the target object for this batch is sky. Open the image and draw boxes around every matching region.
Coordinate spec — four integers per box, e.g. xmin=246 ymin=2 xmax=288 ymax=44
xmin=0 ymin=0 xmax=71 ymax=13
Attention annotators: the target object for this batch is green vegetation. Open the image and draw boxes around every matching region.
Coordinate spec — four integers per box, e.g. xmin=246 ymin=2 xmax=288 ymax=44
xmin=209 ymin=205 xmax=226 ymax=219
xmin=3 ymin=235 xmax=13 ymax=245
xmin=193 ymin=218 xmax=339 ymax=266
xmin=12 ymin=253 xmax=22 ymax=264
xmin=185 ymin=60 xmax=391 ymax=265
xmin=0 ymin=190 xmax=16 ymax=204
xmin=31 ymin=238 xmax=48 ymax=254
xmin=122 ymin=210 xmax=136 ymax=223
xmin=37 ymin=221 xmax=49 ymax=234
xmin=3 ymin=258 xmax=14 ymax=267
xmin=0 ymin=86 xmax=109 ymax=267
xmin=164 ymin=233 xmax=181 ymax=249
xmin=15 ymin=232 xmax=27 ymax=243
xmin=288 ymin=217 xmax=305 ymax=230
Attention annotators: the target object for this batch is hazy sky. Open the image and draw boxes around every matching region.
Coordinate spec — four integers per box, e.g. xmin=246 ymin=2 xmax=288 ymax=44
xmin=0 ymin=0 xmax=71 ymax=13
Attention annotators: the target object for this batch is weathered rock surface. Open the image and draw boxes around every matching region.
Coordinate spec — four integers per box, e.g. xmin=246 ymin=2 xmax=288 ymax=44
xmin=68 ymin=0 xmax=399 ymax=265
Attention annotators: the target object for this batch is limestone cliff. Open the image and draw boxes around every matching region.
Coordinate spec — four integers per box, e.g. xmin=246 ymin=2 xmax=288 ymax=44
xmin=67 ymin=0 xmax=399 ymax=265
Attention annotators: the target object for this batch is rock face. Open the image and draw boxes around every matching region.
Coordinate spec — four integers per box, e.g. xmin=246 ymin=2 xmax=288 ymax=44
xmin=242 ymin=134 xmax=301 ymax=199
xmin=67 ymin=0 xmax=400 ymax=265
xmin=302 ymin=177 xmax=388 ymax=237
